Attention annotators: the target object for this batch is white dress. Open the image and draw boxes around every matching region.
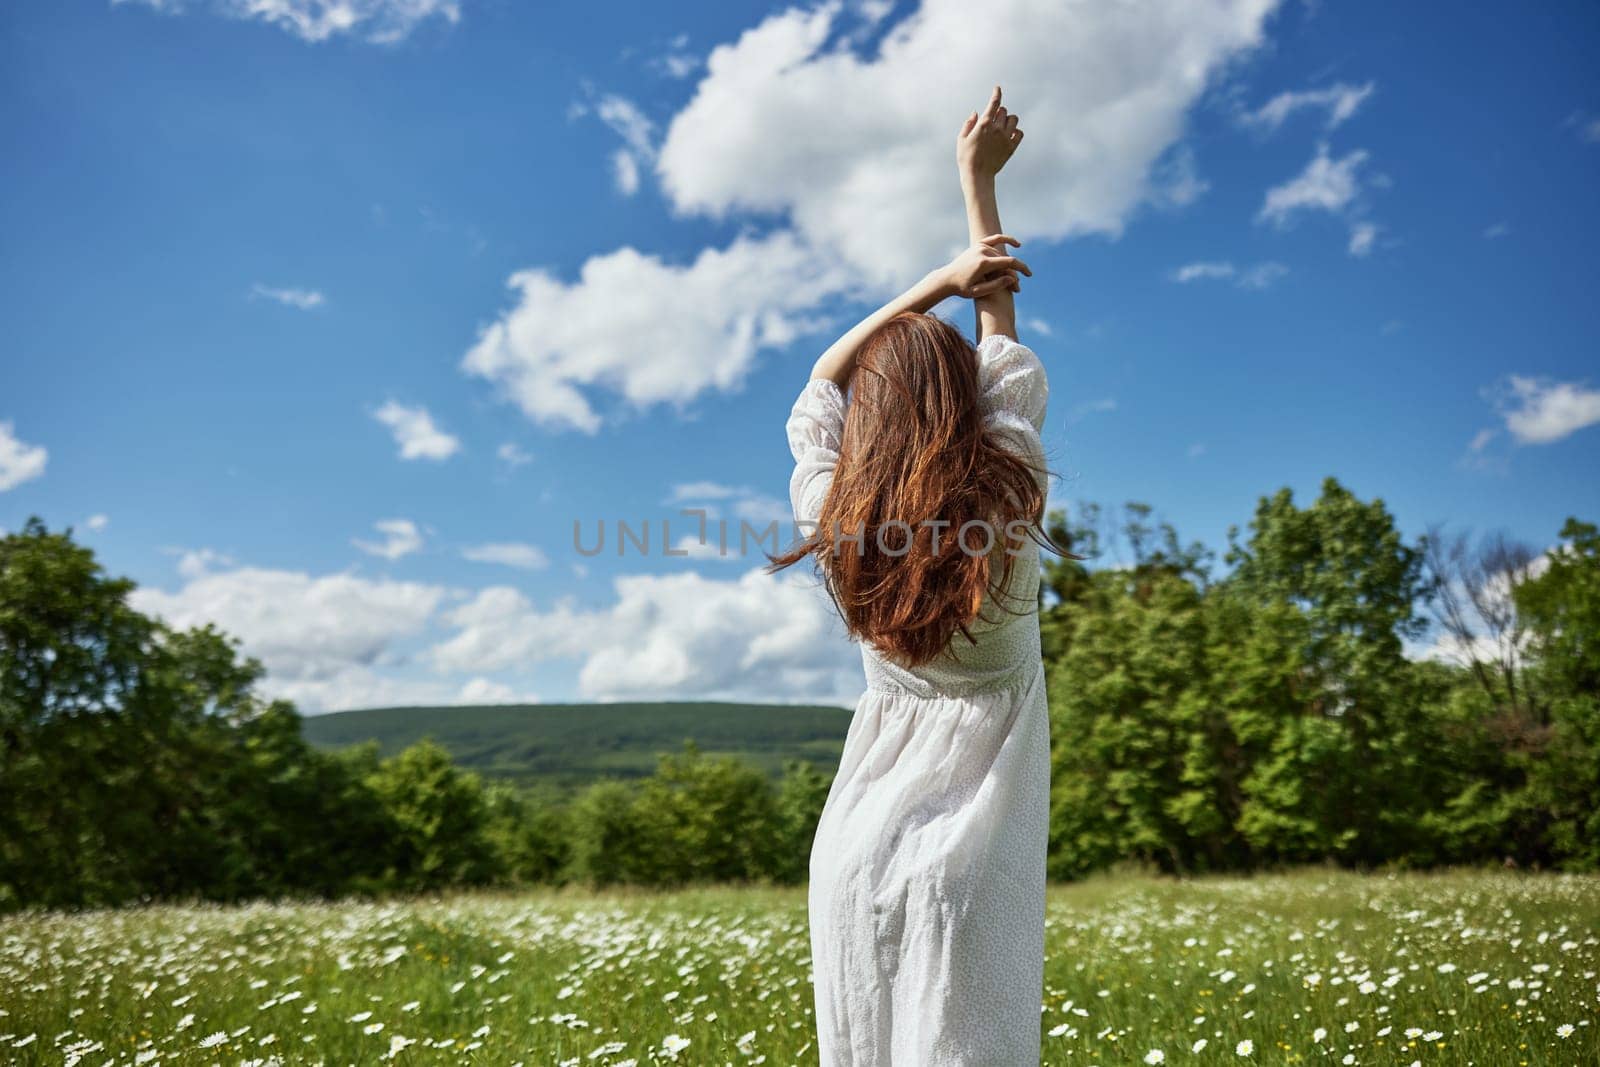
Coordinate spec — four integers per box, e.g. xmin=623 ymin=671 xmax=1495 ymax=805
xmin=787 ymin=332 xmax=1051 ymax=1066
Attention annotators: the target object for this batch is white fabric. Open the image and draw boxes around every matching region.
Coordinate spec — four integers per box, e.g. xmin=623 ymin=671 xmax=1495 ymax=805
xmin=787 ymin=332 xmax=1051 ymax=1065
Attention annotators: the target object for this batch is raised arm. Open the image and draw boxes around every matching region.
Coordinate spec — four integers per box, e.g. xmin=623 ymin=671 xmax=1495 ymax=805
xmin=808 ymin=238 xmax=1030 ymax=389
xmin=958 ymin=86 xmax=1026 ymax=342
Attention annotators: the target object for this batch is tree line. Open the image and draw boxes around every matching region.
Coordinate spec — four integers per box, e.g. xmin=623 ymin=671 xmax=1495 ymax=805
xmin=1 ymin=475 xmax=1595 ymax=910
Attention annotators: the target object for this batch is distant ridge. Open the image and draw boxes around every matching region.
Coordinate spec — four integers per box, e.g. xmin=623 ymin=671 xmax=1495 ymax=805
xmin=299 ymin=701 xmax=853 ymax=789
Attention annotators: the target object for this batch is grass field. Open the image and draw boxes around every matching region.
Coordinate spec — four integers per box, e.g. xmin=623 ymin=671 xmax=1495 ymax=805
xmin=297 ymin=702 xmax=852 ymax=789
xmin=2 ymin=868 xmax=1595 ymax=1065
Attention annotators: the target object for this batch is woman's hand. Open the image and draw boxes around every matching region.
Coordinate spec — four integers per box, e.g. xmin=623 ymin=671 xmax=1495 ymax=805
xmin=957 ymin=85 xmax=1023 ymax=181
xmin=938 ymin=234 xmax=1031 ymax=300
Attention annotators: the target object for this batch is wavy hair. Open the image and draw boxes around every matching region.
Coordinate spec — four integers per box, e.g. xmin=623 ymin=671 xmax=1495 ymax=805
xmin=768 ymin=311 xmax=1079 ymax=667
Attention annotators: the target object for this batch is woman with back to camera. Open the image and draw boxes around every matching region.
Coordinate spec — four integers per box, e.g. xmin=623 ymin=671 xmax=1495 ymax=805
xmin=768 ymin=86 xmax=1079 ymax=1065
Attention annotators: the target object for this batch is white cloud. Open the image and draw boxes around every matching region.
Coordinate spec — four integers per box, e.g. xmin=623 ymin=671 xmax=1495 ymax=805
xmin=1347 ymin=221 xmax=1378 ymax=257
xmin=670 ymin=534 xmax=744 ymax=562
xmin=1487 ymin=376 xmax=1600 ymax=445
xmin=594 ymin=93 xmax=656 ymax=197
xmin=1170 ymin=261 xmax=1236 ymax=283
xmin=174 ymin=547 xmax=235 ymax=579
xmin=84 ymin=514 xmax=110 ymax=532
xmin=461 ymin=230 xmax=850 ymax=432
xmin=430 ymin=569 xmax=863 ymax=704
xmin=611 ymin=149 xmax=641 ymax=195
xmin=668 ymin=481 xmax=743 ymax=502
xmin=1241 ymin=81 xmax=1375 ymax=132
xmin=0 ymin=421 xmax=47 ymax=491
xmin=250 ymin=283 xmax=325 ymax=310
xmin=1236 ymin=261 xmax=1289 ymax=289
xmin=1483 ymin=221 xmax=1511 ymax=239
xmin=1067 ymin=397 xmax=1117 ymax=423
xmin=352 ymin=518 xmax=424 ymax=560
xmin=464 ymin=0 xmax=1279 ymax=432
xmin=1257 ymin=143 xmax=1368 ymax=227
xmin=597 ymin=94 xmax=655 ymax=159
xmin=657 ymin=0 xmax=1277 ymax=291
xmin=496 ymin=442 xmax=533 ymax=468
xmin=1169 ymin=260 xmax=1286 ymax=289
xmin=455 ymin=677 xmax=539 ymax=705
xmin=653 ymin=37 xmax=700 ymax=80
xmin=461 ymin=541 xmax=549 ymax=570
xmin=373 ymin=400 xmax=461 ymax=460
xmin=669 ymin=482 xmax=792 ymax=526
xmin=112 ymin=0 xmax=459 ymax=44
xmin=131 ymin=564 xmax=450 ymax=713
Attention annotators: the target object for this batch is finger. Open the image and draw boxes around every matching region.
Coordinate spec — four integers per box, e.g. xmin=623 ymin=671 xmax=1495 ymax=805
xmin=959 ymin=111 xmax=977 ymax=137
xmin=1010 ymin=128 xmax=1024 ymax=145
xmin=1004 ymin=113 xmax=1019 ymax=134
xmin=978 ymin=85 xmax=1001 ymax=123
xmin=970 ymin=275 xmax=1018 ymax=296
xmin=985 ymin=254 xmax=1032 ymax=277
xmin=993 ymin=106 xmax=1008 ymax=128
xmin=978 ymin=233 xmax=1021 ymax=248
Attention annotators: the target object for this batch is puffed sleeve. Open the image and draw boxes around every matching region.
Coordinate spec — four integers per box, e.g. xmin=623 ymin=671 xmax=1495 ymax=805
xmin=976 ymin=333 xmax=1049 ymax=491
xmin=786 ymin=377 xmax=846 ymax=525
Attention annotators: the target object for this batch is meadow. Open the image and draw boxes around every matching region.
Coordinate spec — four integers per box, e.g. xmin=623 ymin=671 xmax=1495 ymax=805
xmin=2 ymin=868 xmax=1595 ymax=1066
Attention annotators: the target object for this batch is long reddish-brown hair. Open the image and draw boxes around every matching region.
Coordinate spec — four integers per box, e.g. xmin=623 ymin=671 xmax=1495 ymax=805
xmin=768 ymin=311 xmax=1076 ymax=667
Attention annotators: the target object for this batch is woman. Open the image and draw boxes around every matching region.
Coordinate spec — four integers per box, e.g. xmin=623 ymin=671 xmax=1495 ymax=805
xmin=768 ymin=87 xmax=1078 ymax=1065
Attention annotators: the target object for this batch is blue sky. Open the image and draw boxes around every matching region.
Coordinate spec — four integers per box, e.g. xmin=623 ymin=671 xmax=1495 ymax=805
xmin=2 ymin=0 xmax=1597 ymax=711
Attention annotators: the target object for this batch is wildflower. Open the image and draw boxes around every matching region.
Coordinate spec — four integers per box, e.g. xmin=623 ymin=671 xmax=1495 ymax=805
xmin=1143 ymin=1050 xmax=1165 ymax=1064
xmin=1236 ymin=1038 xmax=1253 ymax=1056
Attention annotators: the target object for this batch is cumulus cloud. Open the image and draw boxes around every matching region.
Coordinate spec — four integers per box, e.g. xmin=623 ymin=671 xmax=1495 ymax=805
xmin=1257 ymin=143 xmax=1369 ymax=227
xmin=250 ymin=284 xmax=325 ymax=310
xmin=112 ymin=0 xmax=460 ymax=44
xmin=1240 ymin=81 xmax=1375 ymax=132
xmin=1485 ymin=375 xmax=1600 ymax=445
xmin=461 ymin=230 xmax=850 ymax=432
xmin=467 ymin=0 xmax=1280 ymax=431
xmin=430 ymin=569 xmax=863 ymax=704
xmin=461 ymin=541 xmax=549 ymax=570
xmin=352 ymin=518 xmax=424 ymax=560
xmin=657 ymin=0 xmax=1277 ymax=290
xmin=0 ymin=422 xmax=48 ymax=491
xmin=373 ymin=400 xmax=461 ymax=460
xmin=131 ymin=564 xmax=450 ymax=713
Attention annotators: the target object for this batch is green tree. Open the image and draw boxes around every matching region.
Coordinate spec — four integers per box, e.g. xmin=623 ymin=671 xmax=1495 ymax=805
xmin=1216 ymin=478 xmax=1439 ymax=866
xmin=364 ymin=738 xmax=496 ymax=891
xmin=1514 ymin=518 xmax=1600 ymax=868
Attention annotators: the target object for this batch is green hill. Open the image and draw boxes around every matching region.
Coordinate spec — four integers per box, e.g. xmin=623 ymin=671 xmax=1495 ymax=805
xmin=299 ymin=701 xmax=853 ymax=790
